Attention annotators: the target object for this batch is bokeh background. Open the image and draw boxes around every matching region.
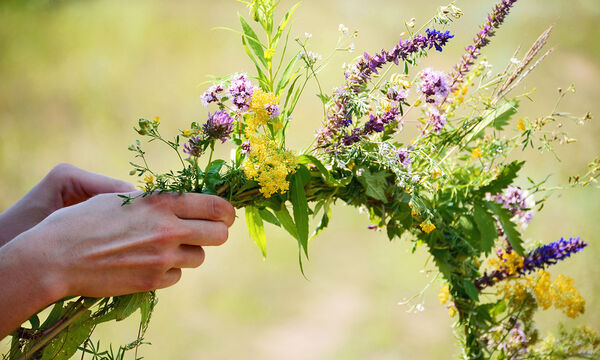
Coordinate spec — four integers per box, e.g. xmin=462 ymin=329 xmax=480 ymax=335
xmin=1 ymin=0 xmax=599 ymax=358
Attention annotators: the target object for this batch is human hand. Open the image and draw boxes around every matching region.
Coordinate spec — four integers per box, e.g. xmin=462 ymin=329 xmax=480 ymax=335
xmin=0 ymin=191 xmax=235 ymax=338
xmin=0 ymin=163 xmax=135 ymax=246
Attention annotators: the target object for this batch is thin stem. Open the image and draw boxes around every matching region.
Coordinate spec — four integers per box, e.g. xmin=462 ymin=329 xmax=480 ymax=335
xmin=17 ymin=298 xmax=100 ymax=360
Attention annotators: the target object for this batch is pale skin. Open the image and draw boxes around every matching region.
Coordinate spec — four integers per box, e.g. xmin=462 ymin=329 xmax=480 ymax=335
xmin=0 ymin=163 xmax=236 ymax=339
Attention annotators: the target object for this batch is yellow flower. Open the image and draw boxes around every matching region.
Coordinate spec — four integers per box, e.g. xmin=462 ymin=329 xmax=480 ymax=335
xmin=432 ymin=170 xmax=442 ymax=179
xmin=420 ymin=222 xmax=436 ymax=234
xmin=438 ymin=284 xmax=450 ymax=305
xmin=143 ymin=173 xmax=154 ymax=185
xmin=472 ymin=147 xmax=483 ymax=158
xmin=182 ymin=129 xmax=199 ymax=137
xmin=247 ymin=88 xmax=280 ymax=135
xmin=552 ymin=274 xmax=585 ymax=318
xmin=242 ymin=135 xmax=297 ymax=198
xmin=447 ymin=305 xmax=457 ymax=318
xmin=517 ymin=119 xmax=526 ymax=131
xmin=153 ymin=116 xmax=161 ymax=126
xmin=411 ymin=210 xmax=419 ymax=216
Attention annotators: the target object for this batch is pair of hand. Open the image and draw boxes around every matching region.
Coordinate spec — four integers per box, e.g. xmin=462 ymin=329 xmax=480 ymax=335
xmin=0 ymin=163 xmax=235 ymax=338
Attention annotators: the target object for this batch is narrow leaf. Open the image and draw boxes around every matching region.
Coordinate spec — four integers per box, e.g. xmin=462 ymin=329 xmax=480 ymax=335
xmin=290 ymin=166 xmax=311 ymax=256
xmin=245 ymin=206 xmax=267 ymax=257
xmin=484 ymin=201 xmax=525 ymax=256
xmin=239 ymin=15 xmax=267 ymax=67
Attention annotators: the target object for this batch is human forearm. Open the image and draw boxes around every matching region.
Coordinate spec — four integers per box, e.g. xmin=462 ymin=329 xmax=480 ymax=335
xmin=0 ymin=230 xmax=66 ymax=339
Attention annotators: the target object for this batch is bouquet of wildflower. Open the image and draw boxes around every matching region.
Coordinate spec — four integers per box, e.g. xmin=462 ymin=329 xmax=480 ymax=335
xmin=7 ymin=0 xmax=600 ymax=359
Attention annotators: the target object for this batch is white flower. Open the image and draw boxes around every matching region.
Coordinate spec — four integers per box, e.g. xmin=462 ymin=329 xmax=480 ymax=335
xmin=338 ymin=24 xmax=349 ymax=35
xmin=348 ymin=43 xmax=355 ymax=53
xmin=510 ymin=57 xmax=520 ymax=65
xmin=305 ymin=32 xmax=312 ymax=39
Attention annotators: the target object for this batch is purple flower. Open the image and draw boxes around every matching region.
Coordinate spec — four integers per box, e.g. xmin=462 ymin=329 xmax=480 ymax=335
xmin=227 ymin=73 xmax=255 ymax=112
xmin=419 ymin=68 xmax=450 ymax=104
xmin=201 ymin=83 xmax=224 ymax=107
xmin=449 ymin=0 xmax=519 ymax=91
xmin=386 ymin=86 xmax=408 ymax=102
xmin=202 ymin=110 xmax=235 ymax=143
xmin=427 ymin=108 xmax=447 ymax=134
xmin=183 ymin=136 xmax=204 ymax=157
xmin=397 ymin=148 xmax=412 ymax=169
xmin=240 ymin=141 xmax=252 ymax=154
xmin=486 ymin=186 xmax=535 ymax=229
xmin=476 ymin=237 xmax=587 ymax=289
xmin=317 ymin=29 xmax=453 ymax=149
xmin=265 ymin=103 xmax=280 ymax=119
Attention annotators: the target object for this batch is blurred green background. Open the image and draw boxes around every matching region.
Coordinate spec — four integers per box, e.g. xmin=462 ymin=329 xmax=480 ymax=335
xmin=1 ymin=0 xmax=599 ymax=358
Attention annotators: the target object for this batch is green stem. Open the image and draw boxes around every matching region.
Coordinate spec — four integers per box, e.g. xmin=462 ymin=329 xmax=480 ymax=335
xmin=200 ymin=146 xmax=215 ymax=192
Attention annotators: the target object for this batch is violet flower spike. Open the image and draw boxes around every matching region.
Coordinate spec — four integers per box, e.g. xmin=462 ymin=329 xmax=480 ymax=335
xmin=449 ymin=0 xmax=519 ymax=91
xmin=475 ymin=237 xmax=587 ymax=289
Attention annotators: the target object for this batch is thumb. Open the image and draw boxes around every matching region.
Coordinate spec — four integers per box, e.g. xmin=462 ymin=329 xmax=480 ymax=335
xmin=60 ymin=165 xmax=137 ymax=206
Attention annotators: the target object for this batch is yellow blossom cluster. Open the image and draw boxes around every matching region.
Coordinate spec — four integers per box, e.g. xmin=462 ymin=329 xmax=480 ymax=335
xmin=438 ymin=284 xmax=457 ymax=317
xmin=182 ymin=128 xmax=200 ymax=137
xmin=499 ymin=270 xmax=585 ymax=319
xmin=488 ymin=250 xmax=524 ymax=277
xmin=420 ymin=222 xmax=436 ymax=234
xmin=472 ymin=147 xmax=483 ymax=158
xmin=242 ymin=135 xmax=297 ymax=198
xmin=247 ymin=88 xmax=280 ymax=134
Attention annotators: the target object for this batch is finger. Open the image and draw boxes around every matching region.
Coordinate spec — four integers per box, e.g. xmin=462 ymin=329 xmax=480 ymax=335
xmin=173 ymin=245 xmax=206 ymax=268
xmin=155 ymin=268 xmax=182 ymax=290
xmin=178 ymin=219 xmax=229 ymax=246
xmin=171 ymin=193 xmax=235 ymax=226
xmin=60 ymin=165 xmax=136 ymax=205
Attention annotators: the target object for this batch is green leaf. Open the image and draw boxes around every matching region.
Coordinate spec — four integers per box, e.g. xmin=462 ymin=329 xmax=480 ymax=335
xmin=114 ymin=293 xmax=146 ymax=321
xmin=239 ymin=15 xmax=267 ymax=68
xmin=274 ymin=204 xmax=298 ymax=239
xmin=473 ymin=204 xmax=498 ymax=255
xmin=28 ymin=314 xmax=40 ymax=329
xmin=272 ymin=2 xmax=301 ymax=48
xmin=463 ymin=100 xmax=519 ymax=144
xmin=310 ymin=204 xmax=331 ymax=240
xmin=290 ymin=166 xmax=311 ymax=256
xmin=245 ymin=206 xmax=267 ymax=257
xmin=241 ymin=36 xmax=269 ymax=90
xmin=40 ymin=310 xmax=93 ymax=360
xmin=484 ymin=201 xmax=525 ymax=256
xmin=259 ymin=208 xmax=281 ymax=226
xmin=463 ymin=280 xmax=480 ymax=301
xmin=203 ymin=159 xmax=226 ymax=194
xmin=479 ymin=161 xmax=524 ymax=195
xmin=356 ymin=168 xmax=388 ymax=202
xmin=275 ymin=55 xmax=299 ymax=95
xmin=40 ymin=301 xmax=66 ymax=330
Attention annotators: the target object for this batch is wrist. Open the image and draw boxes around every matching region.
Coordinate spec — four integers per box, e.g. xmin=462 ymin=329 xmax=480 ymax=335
xmin=8 ymin=228 xmax=69 ymax=306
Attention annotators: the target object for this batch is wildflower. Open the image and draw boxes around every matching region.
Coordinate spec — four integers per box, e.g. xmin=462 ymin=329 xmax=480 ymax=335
xmin=420 ymin=68 xmax=451 ymax=104
xmin=338 ymin=24 xmax=349 ymax=35
xmin=201 ymin=83 xmax=225 ymax=107
xmin=247 ymin=88 xmax=280 ymax=134
xmin=143 ymin=173 xmax=154 ymax=185
xmin=472 ymin=147 xmax=483 ymax=158
xmin=298 ymin=51 xmax=321 ymax=66
xmin=517 ymin=119 xmax=526 ymax=131
xmin=449 ymin=0 xmax=519 ymax=91
xmin=183 ymin=135 xmax=204 ymax=158
xmin=227 ymin=73 xmax=255 ymax=111
xmin=397 ymin=148 xmax=412 ymax=169
xmin=153 ymin=116 xmax=161 ymax=126
xmin=202 ymin=110 xmax=235 ymax=143
xmin=304 ymin=32 xmax=312 ymax=39
xmin=240 ymin=140 xmax=252 ymax=154
xmin=386 ymin=86 xmax=408 ymax=102
xmin=427 ymin=108 xmax=447 ymax=134
xmin=420 ymin=222 xmax=436 ymax=234
xmin=487 ymin=186 xmax=535 ymax=229
xmin=552 ymin=274 xmax=585 ymax=318
xmin=242 ymin=135 xmax=297 ymax=198
xmin=476 ymin=237 xmax=587 ymax=289
xmin=438 ymin=284 xmax=450 ymax=305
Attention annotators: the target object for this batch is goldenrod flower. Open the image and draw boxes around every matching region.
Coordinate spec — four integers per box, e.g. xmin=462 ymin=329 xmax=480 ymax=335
xmin=242 ymin=135 xmax=297 ymax=198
